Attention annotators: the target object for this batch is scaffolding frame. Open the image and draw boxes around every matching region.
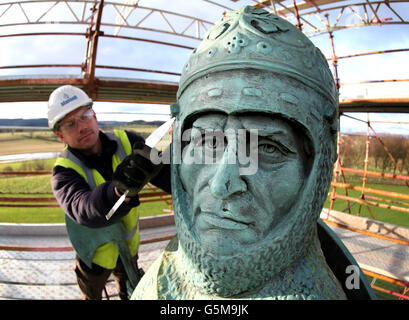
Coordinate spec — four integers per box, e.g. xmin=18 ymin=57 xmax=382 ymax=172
xmin=0 ymin=0 xmax=409 ymax=299
xmin=0 ymin=0 xmax=408 ymax=108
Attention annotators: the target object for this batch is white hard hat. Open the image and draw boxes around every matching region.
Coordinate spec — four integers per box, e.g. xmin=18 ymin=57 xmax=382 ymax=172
xmin=47 ymin=85 xmax=93 ymax=129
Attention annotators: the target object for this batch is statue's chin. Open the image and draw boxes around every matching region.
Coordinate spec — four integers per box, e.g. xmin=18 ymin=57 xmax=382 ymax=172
xmin=194 ymin=225 xmax=267 ymax=257
xmin=198 ymin=234 xmax=235 ymax=257
xmin=176 ymin=216 xmax=298 ymax=297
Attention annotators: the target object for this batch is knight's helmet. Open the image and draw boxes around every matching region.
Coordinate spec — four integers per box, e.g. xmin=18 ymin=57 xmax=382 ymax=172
xmin=170 ymin=5 xmax=340 ymax=294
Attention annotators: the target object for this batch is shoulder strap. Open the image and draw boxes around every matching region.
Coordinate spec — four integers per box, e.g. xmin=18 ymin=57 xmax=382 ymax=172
xmin=58 ymin=130 xmax=129 ymax=189
xmin=105 ymin=131 xmax=127 ymax=161
xmin=59 ymin=149 xmax=96 ymax=189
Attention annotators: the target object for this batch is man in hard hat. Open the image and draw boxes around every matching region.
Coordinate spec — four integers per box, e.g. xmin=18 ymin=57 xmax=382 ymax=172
xmin=48 ymin=85 xmax=171 ymax=300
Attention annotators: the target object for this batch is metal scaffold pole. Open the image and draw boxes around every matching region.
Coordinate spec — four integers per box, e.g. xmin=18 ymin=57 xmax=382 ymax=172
xmin=83 ymin=0 xmax=104 ymax=99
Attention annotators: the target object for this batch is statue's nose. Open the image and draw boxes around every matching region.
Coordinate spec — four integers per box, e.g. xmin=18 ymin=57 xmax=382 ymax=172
xmin=209 ymin=149 xmax=247 ymax=199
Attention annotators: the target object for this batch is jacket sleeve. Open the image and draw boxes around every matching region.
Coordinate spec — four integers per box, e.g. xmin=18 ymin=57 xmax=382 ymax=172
xmin=124 ymin=130 xmax=172 ymax=194
xmin=52 ymin=165 xmax=136 ymax=228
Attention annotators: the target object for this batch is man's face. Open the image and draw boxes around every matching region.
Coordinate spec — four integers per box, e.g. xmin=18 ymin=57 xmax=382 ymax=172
xmin=55 ymin=106 xmax=100 ymax=154
xmin=179 ymin=113 xmax=307 ymax=256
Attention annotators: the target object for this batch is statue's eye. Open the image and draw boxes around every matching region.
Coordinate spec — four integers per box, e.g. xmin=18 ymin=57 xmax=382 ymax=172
xmin=258 ymin=140 xmax=293 ymax=164
xmin=205 ymin=136 xmax=221 ymax=149
xmin=259 ymin=144 xmax=278 ymax=154
xmin=259 ymin=142 xmax=287 ymax=155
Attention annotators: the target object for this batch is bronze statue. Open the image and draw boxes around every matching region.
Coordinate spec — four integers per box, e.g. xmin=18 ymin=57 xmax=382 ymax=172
xmin=132 ymin=6 xmax=375 ymax=300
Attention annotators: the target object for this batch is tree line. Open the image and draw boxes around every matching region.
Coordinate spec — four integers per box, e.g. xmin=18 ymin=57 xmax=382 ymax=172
xmin=339 ymin=133 xmax=409 ymax=175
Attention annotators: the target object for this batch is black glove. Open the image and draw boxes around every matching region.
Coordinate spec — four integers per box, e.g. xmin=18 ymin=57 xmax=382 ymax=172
xmin=112 ymin=142 xmax=163 ymax=197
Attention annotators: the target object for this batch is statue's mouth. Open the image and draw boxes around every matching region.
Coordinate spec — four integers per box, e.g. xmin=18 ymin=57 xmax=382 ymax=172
xmin=200 ymin=211 xmax=252 ymax=231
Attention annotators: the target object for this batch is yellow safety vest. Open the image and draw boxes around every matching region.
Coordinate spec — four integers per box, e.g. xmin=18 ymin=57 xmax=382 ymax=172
xmin=54 ymin=129 xmax=140 ymax=269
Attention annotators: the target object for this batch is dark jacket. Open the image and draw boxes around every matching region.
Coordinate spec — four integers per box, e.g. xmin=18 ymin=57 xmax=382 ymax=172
xmin=51 ymin=130 xmax=171 ymax=228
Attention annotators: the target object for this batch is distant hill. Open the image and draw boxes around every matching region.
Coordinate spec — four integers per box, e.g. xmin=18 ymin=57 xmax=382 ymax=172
xmin=0 ymin=118 xmax=165 ymax=128
xmin=127 ymin=119 xmax=165 ymax=127
xmin=0 ymin=118 xmax=49 ymax=127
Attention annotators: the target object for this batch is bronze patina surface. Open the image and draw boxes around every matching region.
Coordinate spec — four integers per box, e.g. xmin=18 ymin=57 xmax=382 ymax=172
xmin=132 ymin=6 xmax=375 ymax=300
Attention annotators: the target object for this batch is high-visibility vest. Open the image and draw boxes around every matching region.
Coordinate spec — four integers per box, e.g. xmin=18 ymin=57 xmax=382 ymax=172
xmin=54 ymin=129 xmax=140 ymax=269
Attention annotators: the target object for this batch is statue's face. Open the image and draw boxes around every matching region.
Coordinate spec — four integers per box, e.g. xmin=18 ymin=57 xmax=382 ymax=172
xmin=179 ymin=113 xmax=307 ymax=256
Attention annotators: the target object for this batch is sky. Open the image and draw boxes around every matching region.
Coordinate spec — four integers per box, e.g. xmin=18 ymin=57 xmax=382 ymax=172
xmin=0 ymin=0 xmax=408 ymax=134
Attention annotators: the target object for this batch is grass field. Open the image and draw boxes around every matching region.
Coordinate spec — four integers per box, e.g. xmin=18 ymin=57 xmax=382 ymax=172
xmin=0 ymin=198 xmax=171 ymax=223
xmin=0 ymin=172 xmax=171 ymax=223
xmin=0 ymin=124 xmax=171 ymax=222
xmin=0 ymin=131 xmax=63 ymax=156
xmin=324 ymin=183 xmax=409 ymax=228
xmin=0 ymin=125 xmax=170 ymax=171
